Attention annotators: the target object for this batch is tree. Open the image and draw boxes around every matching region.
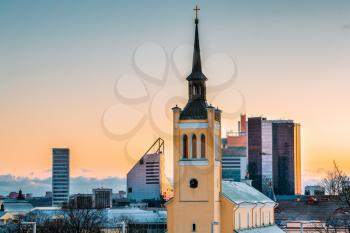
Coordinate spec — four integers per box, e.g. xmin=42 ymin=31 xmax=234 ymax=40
xmin=321 ymin=161 xmax=350 ymax=207
xmin=319 ymin=161 xmax=350 ymax=232
xmin=7 ymin=203 xmax=108 ymax=233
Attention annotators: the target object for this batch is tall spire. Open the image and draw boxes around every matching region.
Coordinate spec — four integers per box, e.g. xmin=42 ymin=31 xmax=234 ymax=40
xmin=186 ymin=5 xmax=207 ymax=81
xmin=192 ymin=5 xmax=202 ymax=73
xmin=180 ymin=5 xmax=208 ymax=120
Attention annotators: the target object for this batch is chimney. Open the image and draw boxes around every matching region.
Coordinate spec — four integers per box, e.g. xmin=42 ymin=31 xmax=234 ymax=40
xmin=240 ymin=114 xmax=247 ymax=133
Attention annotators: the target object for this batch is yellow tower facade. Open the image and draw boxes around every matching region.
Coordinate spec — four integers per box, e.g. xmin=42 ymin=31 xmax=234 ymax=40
xmin=166 ymin=7 xmax=222 ymax=233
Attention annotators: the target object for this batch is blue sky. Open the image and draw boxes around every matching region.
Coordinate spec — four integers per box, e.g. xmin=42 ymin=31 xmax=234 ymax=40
xmin=1 ymin=0 xmax=350 ymax=195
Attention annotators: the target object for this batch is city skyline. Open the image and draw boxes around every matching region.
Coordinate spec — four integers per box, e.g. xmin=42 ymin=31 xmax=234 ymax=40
xmin=1 ymin=0 xmax=350 ymax=194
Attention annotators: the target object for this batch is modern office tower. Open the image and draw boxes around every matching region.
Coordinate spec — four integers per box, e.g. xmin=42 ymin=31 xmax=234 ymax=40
xmin=272 ymin=121 xmax=301 ymax=195
xmin=247 ymin=117 xmax=274 ymax=199
xmin=52 ymin=148 xmax=70 ymax=206
xmin=127 ymin=138 xmax=173 ymax=204
xmin=69 ymin=194 xmax=93 ymax=209
xmin=248 ymin=117 xmax=301 ymax=197
xmin=92 ymin=188 xmax=112 ymax=209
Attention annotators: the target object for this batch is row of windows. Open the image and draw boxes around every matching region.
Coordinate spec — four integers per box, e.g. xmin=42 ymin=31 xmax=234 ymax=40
xmin=236 ymin=211 xmax=271 ymax=229
xmin=146 ymin=161 xmax=158 ymax=164
xmin=182 ymin=134 xmax=206 ymax=159
xmin=146 ymin=181 xmax=159 ymax=184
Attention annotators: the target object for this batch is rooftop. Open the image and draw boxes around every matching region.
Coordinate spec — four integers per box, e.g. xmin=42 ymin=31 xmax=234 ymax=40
xmin=235 ymin=225 xmax=284 ymax=233
xmin=221 ymin=181 xmax=275 ymax=205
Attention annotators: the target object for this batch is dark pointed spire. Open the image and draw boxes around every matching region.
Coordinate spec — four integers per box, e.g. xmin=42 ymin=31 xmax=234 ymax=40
xmin=192 ymin=5 xmax=202 ymax=73
xmin=180 ymin=5 xmax=209 ymax=120
xmin=186 ymin=5 xmax=207 ymax=81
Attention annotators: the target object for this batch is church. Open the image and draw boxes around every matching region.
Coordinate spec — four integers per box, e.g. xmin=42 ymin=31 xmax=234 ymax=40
xmin=165 ymin=7 xmax=284 ymax=233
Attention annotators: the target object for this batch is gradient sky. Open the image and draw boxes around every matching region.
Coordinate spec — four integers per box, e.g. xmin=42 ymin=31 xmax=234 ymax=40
xmin=1 ymin=0 xmax=350 ymax=193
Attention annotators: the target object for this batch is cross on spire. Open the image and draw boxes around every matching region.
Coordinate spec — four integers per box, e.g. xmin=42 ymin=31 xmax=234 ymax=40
xmin=193 ymin=5 xmax=200 ymax=22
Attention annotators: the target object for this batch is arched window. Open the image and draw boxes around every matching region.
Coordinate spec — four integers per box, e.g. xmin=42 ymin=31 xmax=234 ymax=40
xmin=192 ymin=134 xmax=197 ymax=159
xmin=200 ymin=134 xmax=206 ymax=158
xmin=183 ymin=135 xmax=188 ymax=159
xmin=195 ymin=85 xmax=199 ymax=96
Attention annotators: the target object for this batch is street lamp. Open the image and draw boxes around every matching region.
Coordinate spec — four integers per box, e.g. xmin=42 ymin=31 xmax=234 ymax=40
xmin=211 ymin=221 xmax=219 ymax=233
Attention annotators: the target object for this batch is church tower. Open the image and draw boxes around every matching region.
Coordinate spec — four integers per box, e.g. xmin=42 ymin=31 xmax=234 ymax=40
xmin=166 ymin=6 xmax=222 ymax=233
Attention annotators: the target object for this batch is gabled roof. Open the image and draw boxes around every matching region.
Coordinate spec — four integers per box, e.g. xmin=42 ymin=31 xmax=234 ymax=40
xmin=221 ymin=181 xmax=275 ymax=205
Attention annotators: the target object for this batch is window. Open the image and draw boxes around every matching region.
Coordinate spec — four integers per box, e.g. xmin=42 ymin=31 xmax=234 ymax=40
xmin=247 ymin=212 xmax=250 ymax=228
xmin=192 ymin=223 xmax=196 ymax=232
xmin=189 ymin=179 xmax=198 ymax=189
xmin=215 ymin=135 xmax=220 ymax=161
xmin=255 ymin=212 xmax=257 ymax=226
xmin=238 ymin=212 xmax=241 ymax=229
xmin=262 ymin=212 xmax=264 ymax=225
xmin=183 ymin=135 xmax=188 ymax=159
xmin=268 ymin=211 xmax=271 ymax=224
xmin=200 ymin=134 xmax=205 ymax=158
xmin=192 ymin=134 xmax=197 ymax=159
xmin=195 ymin=85 xmax=199 ymax=96
xmin=128 ymin=187 xmax=132 ymax=193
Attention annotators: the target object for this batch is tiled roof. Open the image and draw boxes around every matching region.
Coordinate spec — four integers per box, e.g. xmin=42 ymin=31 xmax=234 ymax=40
xmin=221 ymin=181 xmax=275 ymax=205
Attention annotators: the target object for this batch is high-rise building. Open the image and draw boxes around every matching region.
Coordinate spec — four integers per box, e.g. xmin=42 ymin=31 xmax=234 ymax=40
xmin=52 ymin=148 xmax=70 ymax=206
xmin=248 ymin=117 xmax=274 ymax=198
xmin=127 ymin=138 xmax=173 ymax=204
xmin=92 ymin=188 xmax=112 ymax=209
xmin=272 ymin=121 xmax=301 ymax=195
xmin=248 ymin=117 xmax=301 ymax=197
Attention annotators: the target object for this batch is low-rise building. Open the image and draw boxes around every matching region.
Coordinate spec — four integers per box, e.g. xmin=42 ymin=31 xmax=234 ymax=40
xmin=305 ymin=185 xmax=325 ymax=196
xmin=69 ymin=194 xmax=93 ymax=209
xmin=93 ymin=188 xmax=112 ymax=209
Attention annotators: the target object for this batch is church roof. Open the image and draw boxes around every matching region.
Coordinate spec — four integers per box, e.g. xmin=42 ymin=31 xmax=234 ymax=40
xmin=180 ymin=99 xmax=208 ymax=120
xmin=234 ymin=225 xmax=284 ymax=233
xmin=221 ymin=181 xmax=275 ymax=205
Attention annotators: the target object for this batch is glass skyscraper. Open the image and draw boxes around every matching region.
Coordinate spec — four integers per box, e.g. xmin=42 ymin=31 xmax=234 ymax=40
xmin=52 ymin=148 xmax=70 ymax=206
xmin=248 ymin=117 xmax=301 ymax=198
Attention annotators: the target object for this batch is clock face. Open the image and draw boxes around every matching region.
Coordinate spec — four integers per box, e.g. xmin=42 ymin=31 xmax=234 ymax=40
xmin=189 ymin=178 xmax=198 ymax=189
